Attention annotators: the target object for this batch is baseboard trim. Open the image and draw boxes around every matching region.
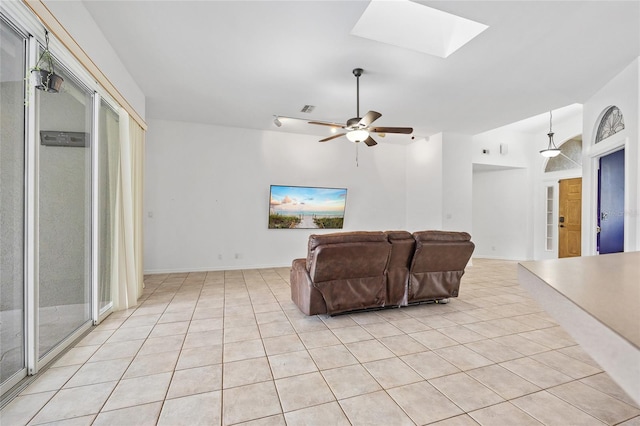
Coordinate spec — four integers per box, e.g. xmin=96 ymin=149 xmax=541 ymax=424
xmin=144 ymin=263 xmax=292 ymax=275
xmin=472 ymin=254 xmax=529 ymax=261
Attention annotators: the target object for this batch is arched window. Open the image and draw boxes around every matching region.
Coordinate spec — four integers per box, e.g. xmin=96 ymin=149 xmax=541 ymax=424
xmin=596 ymin=106 xmax=625 ymax=143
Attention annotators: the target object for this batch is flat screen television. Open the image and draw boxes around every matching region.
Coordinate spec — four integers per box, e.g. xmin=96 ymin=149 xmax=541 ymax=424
xmin=269 ymin=185 xmax=347 ymax=229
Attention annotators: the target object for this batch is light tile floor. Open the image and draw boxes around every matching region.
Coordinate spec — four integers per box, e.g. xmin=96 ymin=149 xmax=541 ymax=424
xmin=2 ymin=259 xmax=640 ymax=425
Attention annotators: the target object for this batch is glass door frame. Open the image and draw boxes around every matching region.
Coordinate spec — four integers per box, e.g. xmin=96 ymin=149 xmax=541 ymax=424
xmin=0 ymin=13 xmax=30 ymax=396
xmin=30 ymin=34 xmax=95 ymax=374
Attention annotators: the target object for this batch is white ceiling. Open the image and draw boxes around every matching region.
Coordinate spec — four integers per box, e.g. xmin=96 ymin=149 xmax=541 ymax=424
xmin=80 ymin=0 xmax=640 ymax=140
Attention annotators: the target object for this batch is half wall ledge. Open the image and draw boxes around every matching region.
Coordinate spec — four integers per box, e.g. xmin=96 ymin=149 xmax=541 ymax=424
xmin=518 ymin=252 xmax=640 ymax=406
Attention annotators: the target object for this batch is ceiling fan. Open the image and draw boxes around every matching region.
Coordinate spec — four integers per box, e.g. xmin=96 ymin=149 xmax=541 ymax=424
xmin=309 ymin=68 xmax=413 ymax=146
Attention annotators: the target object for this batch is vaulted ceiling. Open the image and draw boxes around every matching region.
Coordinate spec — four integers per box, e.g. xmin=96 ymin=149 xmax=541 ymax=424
xmin=79 ymin=1 xmax=640 ymax=139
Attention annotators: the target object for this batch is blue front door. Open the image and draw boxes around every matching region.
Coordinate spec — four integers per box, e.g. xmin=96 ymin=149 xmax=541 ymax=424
xmin=598 ymin=149 xmax=625 ymax=254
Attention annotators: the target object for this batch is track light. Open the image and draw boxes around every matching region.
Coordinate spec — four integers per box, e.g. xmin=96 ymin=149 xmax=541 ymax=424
xmin=540 ymin=111 xmax=561 ymax=158
xmin=273 ymin=115 xmax=282 ymax=127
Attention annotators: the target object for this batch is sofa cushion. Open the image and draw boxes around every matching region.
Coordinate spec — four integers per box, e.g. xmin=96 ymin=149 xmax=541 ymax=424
xmin=411 ymin=231 xmax=474 ymax=273
xmin=309 ymin=241 xmax=390 ymax=283
xmin=385 ymin=230 xmax=413 ymax=241
xmin=413 ymin=230 xmax=471 ymax=243
xmin=306 ymin=231 xmax=388 ymax=270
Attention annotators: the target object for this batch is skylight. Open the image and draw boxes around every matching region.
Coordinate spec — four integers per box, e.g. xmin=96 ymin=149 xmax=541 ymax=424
xmin=351 ymin=0 xmax=488 ymax=58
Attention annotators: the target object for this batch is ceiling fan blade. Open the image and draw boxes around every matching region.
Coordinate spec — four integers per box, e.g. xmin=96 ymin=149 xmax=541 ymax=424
xmin=371 ymin=126 xmax=413 ymax=134
xmin=359 ymin=111 xmax=382 ymax=127
xmin=319 ymin=133 xmax=346 ymax=142
xmin=309 ymin=121 xmax=345 ymax=128
xmin=363 ymin=136 xmax=377 ymax=147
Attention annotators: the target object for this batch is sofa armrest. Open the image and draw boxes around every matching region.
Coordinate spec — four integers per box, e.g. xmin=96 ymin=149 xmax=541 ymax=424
xmin=290 ymin=258 xmax=327 ymax=315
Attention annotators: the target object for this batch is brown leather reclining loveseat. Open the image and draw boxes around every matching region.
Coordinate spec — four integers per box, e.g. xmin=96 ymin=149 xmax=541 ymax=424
xmin=290 ymin=230 xmax=475 ymax=315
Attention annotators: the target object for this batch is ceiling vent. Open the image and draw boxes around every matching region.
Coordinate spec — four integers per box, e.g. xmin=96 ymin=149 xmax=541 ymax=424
xmin=300 ymin=105 xmax=315 ymax=113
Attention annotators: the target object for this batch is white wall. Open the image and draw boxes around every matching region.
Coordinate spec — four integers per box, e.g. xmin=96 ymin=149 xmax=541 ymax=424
xmin=43 ymin=0 xmax=146 ymax=119
xmin=442 ymin=133 xmax=473 ymax=233
xmin=404 ymin=133 xmax=474 ymax=235
xmin=405 ymin=136 xmax=443 ymax=231
xmin=582 ymin=58 xmax=640 ymax=254
xmin=472 ymin=168 xmax=532 ymax=260
xmin=144 ymin=119 xmax=408 ymax=273
xmin=472 ymin=128 xmax=533 ymax=169
xmin=471 ymin=128 xmax=535 ymax=260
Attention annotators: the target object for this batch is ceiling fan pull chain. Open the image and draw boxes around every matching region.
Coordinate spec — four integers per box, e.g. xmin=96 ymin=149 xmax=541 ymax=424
xmin=356 ymin=142 xmax=359 ymax=167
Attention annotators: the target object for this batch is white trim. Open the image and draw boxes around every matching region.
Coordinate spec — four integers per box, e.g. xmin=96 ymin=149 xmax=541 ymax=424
xmin=143 ymin=263 xmax=294 ymax=275
xmin=472 ymin=254 xmax=528 ymax=261
xmin=91 ymin=93 xmax=100 ymax=325
xmin=25 ymin=35 xmax=38 ymax=376
xmin=98 ymin=303 xmax=113 ymax=323
xmin=543 ymin=184 xmax=556 ymax=253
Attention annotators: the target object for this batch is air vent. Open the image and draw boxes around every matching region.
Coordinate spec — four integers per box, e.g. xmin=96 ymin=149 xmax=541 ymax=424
xmin=300 ymin=105 xmax=315 ymax=113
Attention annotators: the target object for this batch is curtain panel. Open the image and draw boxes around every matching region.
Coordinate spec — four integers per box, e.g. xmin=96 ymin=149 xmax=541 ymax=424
xmin=111 ymin=108 xmax=144 ymax=310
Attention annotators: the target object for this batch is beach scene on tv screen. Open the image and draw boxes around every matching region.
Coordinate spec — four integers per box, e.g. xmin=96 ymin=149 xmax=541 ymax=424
xmin=269 ymin=185 xmax=347 ymax=229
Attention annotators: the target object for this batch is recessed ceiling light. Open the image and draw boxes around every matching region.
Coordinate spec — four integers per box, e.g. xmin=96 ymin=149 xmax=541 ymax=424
xmin=351 ymin=0 xmax=488 ymax=58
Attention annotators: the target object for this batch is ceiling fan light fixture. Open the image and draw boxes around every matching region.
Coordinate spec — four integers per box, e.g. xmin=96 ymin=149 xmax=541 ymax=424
xmin=346 ymin=129 xmax=369 ymax=143
xmin=308 ymin=67 xmax=413 ymax=146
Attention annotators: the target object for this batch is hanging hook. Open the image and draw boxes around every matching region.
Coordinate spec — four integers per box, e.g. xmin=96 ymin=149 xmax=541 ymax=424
xmin=35 ymin=28 xmax=55 ymax=73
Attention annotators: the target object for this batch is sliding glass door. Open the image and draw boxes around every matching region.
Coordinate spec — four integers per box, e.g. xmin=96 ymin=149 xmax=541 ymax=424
xmin=1 ymin=5 xmax=119 ymax=398
xmin=0 ymin=16 xmax=27 ymax=387
xmin=37 ymin=58 xmax=93 ymax=358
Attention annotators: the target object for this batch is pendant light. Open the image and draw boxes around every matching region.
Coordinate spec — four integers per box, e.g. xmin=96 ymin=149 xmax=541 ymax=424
xmin=540 ymin=110 xmax=561 ymax=158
